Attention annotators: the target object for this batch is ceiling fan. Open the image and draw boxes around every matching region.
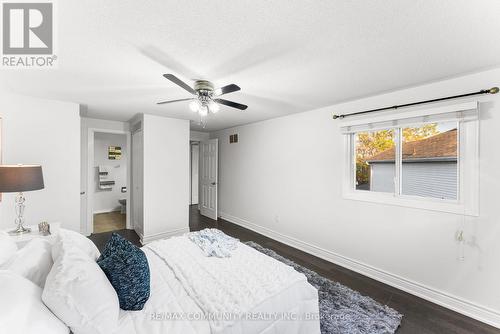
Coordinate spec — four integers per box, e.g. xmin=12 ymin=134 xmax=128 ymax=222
xmin=157 ymin=74 xmax=248 ymax=121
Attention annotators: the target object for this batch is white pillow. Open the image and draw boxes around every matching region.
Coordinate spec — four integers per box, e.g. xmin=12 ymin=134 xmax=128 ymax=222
xmin=0 ymin=270 xmax=69 ymax=334
xmin=52 ymin=228 xmax=100 ymax=261
xmin=42 ymin=245 xmax=119 ymax=334
xmin=0 ymin=231 xmax=17 ymax=266
xmin=0 ymin=238 xmax=53 ymax=287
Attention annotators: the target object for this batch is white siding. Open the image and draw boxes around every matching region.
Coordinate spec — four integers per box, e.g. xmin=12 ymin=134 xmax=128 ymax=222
xmin=401 ymin=162 xmax=457 ymax=199
xmin=370 ymin=162 xmax=457 ymax=199
xmin=370 ymin=163 xmax=395 ymax=193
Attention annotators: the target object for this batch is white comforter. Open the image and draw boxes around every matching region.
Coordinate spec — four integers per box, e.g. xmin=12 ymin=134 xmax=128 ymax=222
xmin=117 ymin=237 xmax=320 ymax=334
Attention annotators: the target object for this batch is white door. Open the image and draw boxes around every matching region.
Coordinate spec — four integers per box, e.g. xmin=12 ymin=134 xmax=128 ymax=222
xmin=200 ymin=139 xmax=218 ymax=220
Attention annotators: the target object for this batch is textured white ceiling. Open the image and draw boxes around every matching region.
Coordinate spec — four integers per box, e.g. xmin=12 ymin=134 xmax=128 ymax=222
xmin=1 ymin=0 xmax=500 ymax=131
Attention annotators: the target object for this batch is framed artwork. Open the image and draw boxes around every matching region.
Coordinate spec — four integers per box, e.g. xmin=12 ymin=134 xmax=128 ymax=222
xmin=108 ymin=146 xmax=122 ymax=160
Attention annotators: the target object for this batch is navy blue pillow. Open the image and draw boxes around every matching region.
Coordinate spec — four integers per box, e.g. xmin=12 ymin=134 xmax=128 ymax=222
xmin=97 ymin=233 xmax=150 ymax=311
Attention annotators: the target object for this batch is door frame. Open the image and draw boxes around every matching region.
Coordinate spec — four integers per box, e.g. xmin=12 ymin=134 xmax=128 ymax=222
xmin=86 ymin=128 xmax=132 ymax=235
xmin=131 ymin=128 xmax=143 ymax=237
xmin=190 ymin=141 xmax=200 ymax=205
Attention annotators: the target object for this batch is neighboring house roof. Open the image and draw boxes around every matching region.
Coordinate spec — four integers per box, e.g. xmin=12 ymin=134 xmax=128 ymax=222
xmin=367 ymin=129 xmax=457 ymax=163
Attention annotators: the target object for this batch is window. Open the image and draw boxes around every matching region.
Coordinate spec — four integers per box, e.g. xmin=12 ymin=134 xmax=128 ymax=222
xmin=401 ymin=122 xmax=457 ymax=200
xmin=342 ymin=102 xmax=479 ymax=215
xmin=355 ymin=129 xmax=396 ymax=193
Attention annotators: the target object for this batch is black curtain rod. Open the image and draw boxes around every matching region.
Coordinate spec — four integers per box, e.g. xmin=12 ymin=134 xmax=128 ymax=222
xmin=332 ymin=87 xmax=499 ymax=119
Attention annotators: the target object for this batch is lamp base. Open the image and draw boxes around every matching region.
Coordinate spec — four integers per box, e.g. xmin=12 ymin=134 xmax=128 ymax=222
xmin=8 ymin=225 xmax=31 ymax=235
xmin=9 ymin=192 xmax=30 ymax=235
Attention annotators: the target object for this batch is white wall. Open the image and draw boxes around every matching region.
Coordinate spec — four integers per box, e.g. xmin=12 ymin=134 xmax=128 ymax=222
xmin=0 ymin=93 xmax=80 ymax=231
xmin=93 ymin=132 xmax=127 ymax=213
xmin=142 ymin=114 xmax=190 ymax=243
xmin=211 ymin=68 xmax=500 ymax=327
xmin=190 ymin=130 xmax=209 ymax=142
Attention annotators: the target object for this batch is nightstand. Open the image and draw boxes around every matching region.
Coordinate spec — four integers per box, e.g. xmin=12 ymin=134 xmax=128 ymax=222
xmin=5 ymin=222 xmax=61 ymax=248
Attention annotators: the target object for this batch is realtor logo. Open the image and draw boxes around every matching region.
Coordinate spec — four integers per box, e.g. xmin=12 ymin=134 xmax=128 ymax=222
xmin=2 ymin=1 xmax=56 ymax=67
xmin=3 ymin=2 xmax=53 ymax=54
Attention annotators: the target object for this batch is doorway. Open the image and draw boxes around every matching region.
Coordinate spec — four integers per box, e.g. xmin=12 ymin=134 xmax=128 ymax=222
xmin=87 ymin=129 xmax=131 ymax=235
xmin=199 ymin=139 xmax=218 ymax=220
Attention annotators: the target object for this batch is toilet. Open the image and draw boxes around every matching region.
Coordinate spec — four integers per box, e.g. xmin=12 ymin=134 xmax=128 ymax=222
xmin=118 ymin=199 xmax=126 ymax=214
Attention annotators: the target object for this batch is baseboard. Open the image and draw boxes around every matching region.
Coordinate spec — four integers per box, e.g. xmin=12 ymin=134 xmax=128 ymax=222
xmin=140 ymin=227 xmax=189 ymax=245
xmin=219 ymin=211 xmax=500 ymax=329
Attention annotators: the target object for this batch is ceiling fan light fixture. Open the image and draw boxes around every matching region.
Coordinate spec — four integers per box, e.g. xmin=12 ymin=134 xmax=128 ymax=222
xmin=159 ymin=74 xmax=248 ymax=127
xmin=209 ymin=101 xmax=220 ymax=113
xmin=199 ymin=105 xmax=209 ymax=117
xmin=189 ymin=100 xmax=200 ymax=112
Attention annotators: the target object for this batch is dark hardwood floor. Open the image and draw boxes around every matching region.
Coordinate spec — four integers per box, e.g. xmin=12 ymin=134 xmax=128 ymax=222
xmin=89 ymin=228 xmax=140 ymax=251
xmin=89 ymin=205 xmax=499 ymax=334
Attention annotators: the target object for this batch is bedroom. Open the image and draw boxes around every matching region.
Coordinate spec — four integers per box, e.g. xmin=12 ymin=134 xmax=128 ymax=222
xmin=0 ymin=1 xmax=500 ymax=334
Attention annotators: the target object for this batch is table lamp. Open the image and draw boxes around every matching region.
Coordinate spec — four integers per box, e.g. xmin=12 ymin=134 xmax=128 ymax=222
xmin=0 ymin=165 xmax=44 ymax=235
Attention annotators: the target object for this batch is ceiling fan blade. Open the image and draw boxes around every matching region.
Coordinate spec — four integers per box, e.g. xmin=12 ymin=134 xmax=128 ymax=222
xmin=215 ymin=84 xmax=241 ymax=96
xmin=156 ymin=98 xmax=193 ymax=105
xmin=163 ymin=74 xmax=196 ymax=95
xmin=214 ymin=99 xmax=248 ymax=110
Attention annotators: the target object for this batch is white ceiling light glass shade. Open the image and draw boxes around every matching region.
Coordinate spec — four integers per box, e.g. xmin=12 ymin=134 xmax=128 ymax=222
xmin=189 ymin=100 xmax=200 ymax=112
xmin=209 ymin=101 xmax=220 ymax=113
xmin=199 ymin=105 xmax=209 ymax=117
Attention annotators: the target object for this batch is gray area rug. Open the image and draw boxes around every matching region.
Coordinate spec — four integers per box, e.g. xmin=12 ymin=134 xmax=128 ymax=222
xmin=245 ymin=241 xmax=402 ymax=334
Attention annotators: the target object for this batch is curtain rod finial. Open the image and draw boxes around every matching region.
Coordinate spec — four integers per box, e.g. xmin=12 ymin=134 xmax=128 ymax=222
xmin=333 ymin=114 xmax=344 ymax=120
xmin=489 ymin=87 xmax=499 ymax=94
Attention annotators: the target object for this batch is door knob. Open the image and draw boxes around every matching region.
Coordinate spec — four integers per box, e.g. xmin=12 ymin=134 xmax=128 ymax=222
xmin=211 ymin=182 xmax=217 ymax=186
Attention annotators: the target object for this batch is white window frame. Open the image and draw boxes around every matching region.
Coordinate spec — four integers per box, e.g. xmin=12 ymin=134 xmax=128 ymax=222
xmin=342 ymin=102 xmax=479 ymax=216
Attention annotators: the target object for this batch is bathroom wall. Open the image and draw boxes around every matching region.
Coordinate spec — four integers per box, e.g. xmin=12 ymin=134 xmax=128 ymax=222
xmin=93 ymin=132 xmax=127 ymax=213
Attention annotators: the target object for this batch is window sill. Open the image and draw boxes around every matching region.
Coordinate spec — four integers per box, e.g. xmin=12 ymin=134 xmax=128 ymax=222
xmin=342 ymin=191 xmax=478 ymax=216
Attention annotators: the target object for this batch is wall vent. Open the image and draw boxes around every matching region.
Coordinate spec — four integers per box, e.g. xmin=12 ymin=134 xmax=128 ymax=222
xmin=229 ymin=134 xmax=238 ymax=144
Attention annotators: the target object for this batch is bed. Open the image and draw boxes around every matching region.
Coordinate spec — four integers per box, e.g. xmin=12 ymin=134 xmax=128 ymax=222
xmin=0 ymin=229 xmax=321 ymax=334
xmin=118 ymin=237 xmax=321 ymax=334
